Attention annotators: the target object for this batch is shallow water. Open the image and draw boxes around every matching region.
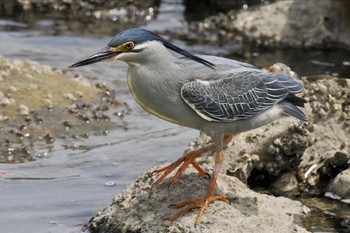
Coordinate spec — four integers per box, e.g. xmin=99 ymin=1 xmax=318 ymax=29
xmin=0 ymin=1 xmax=350 ymax=233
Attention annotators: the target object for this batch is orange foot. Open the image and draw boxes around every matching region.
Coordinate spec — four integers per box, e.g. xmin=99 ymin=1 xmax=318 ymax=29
xmin=153 ymin=143 xmax=216 ymax=188
xmin=168 ymin=195 xmax=229 ymax=224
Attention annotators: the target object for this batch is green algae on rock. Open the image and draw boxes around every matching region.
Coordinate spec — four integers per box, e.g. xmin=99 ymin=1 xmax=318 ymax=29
xmin=0 ymin=56 xmax=99 ymax=121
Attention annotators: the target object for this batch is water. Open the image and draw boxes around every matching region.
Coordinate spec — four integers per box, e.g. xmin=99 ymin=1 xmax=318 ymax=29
xmin=0 ymin=1 xmax=349 ymax=233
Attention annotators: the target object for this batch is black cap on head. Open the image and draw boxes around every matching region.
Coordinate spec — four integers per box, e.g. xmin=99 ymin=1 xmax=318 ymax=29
xmin=108 ymin=28 xmax=165 ymax=48
xmin=108 ymin=28 xmax=215 ymax=69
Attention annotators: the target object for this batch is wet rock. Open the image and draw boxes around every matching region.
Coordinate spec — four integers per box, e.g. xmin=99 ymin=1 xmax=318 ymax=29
xmin=63 ymin=93 xmax=77 ymax=102
xmin=0 ymin=56 xmax=98 ymax=120
xmin=272 ymin=172 xmax=299 ymax=193
xmin=191 ymin=0 xmax=350 ymax=48
xmin=0 ymin=0 xmax=158 ymax=19
xmin=341 ymin=216 xmax=350 ymax=229
xmin=89 ymin=169 xmax=309 ymax=233
xmin=328 ymin=168 xmax=350 ymax=199
xmin=0 ymin=0 xmax=159 ymax=35
xmin=0 ymin=97 xmax=14 ymax=106
xmin=18 ymin=104 xmax=29 ymax=115
xmin=184 ymin=0 xmax=268 ymax=16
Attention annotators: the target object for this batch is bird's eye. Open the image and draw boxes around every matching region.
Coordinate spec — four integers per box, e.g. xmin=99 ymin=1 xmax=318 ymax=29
xmin=124 ymin=42 xmax=134 ymax=50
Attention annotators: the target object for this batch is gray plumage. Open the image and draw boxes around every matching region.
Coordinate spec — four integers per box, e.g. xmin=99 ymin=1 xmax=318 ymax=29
xmin=70 ymin=27 xmax=307 ymax=138
xmin=181 ymin=70 xmax=307 ymax=122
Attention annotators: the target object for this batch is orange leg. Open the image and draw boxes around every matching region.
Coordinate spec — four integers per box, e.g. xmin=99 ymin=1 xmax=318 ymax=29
xmin=153 ymin=144 xmax=215 ymax=188
xmin=168 ymin=149 xmax=228 ymax=224
xmin=153 ymin=134 xmax=233 ymax=188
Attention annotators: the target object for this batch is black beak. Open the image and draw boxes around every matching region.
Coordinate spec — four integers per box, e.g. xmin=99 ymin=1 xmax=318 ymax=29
xmin=69 ymin=47 xmax=120 ymax=68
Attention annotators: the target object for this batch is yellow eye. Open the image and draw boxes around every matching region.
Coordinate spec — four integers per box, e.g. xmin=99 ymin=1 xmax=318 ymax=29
xmin=124 ymin=42 xmax=134 ymax=50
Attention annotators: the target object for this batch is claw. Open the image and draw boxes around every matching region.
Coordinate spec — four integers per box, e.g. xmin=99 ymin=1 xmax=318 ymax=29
xmin=153 ymin=144 xmax=216 ymax=187
xmin=167 ymin=195 xmax=228 ymax=224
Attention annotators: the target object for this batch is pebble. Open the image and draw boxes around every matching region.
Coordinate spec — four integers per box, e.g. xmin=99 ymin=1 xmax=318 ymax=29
xmin=0 ymin=114 xmax=8 ymax=121
xmin=316 ymin=83 xmax=328 ymax=94
xmin=331 ymin=103 xmax=342 ymax=112
xmin=0 ymin=70 xmax=9 ymax=79
xmin=24 ymin=74 xmax=33 ymax=79
xmin=18 ymin=104 xmax=29 ymax=115
xmin=323 ymin=102 xmax=330 ymax=112
xmin=7 ymin=86 xmax=18 ymax=93
xmin=309 ymin=95 xmax=317 ymax=101
xmin=44 ymin=99 xmax=53 ymax=105
xmin=0 ymin=97 xmax=15 ymax=106
xmin=63 ymin=93 xmax=77 ymax=101
xmin=273 ymin=138 xmax=281 ymax=146
xmin=75 ymin=91 xmax=84 ymax=98
xmin=318 ymin=108 xmax=327 ymax=118
xmin=28 ymin=84 xmax=39 ymax=90
xmin=272 ymin=172 xmax=298 ymax=192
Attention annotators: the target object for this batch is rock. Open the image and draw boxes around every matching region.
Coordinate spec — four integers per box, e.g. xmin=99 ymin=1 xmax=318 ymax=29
xmin=0 ymin=56 xmax=99 ymax=119
xmin=0 ymin=0 xmax=158 ymax=35
xmin=0 ymin=97 xmax=15 ymax=106
xmin=191 ymin=0 xmax=350 ymax=48
xmin=272 ymin=172 xmax=299 ymax=193
xmin=328 ymin=168 xmax=350 ymax=199
xmin=184 ymin=0 xmax=262 ymax=13
xmin=18 ymin=104 xmax=29 ymax=115
xmin=89 ymin=169 xmax=309 ymax=233
xmin=226 ymin=153 xmax=259 ymax=183
xmin=341 ymin=216 xmax=350 ymax=229
xmin=0 ymin=56 xmax=130 ymax=164
xmin=298 ymin=76 xmax=350 ymax=190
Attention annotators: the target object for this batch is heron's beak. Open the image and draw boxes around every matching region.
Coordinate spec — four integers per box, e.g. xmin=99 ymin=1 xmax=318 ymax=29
xmin=69 ymin=47 xmax=121 ymax=68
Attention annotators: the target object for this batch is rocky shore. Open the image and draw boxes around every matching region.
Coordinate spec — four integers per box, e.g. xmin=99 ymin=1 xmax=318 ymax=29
xmin=0 ymin=57 xmax=130 ymax=163
xmin=86 ymin=64 xmax=350 ymax=232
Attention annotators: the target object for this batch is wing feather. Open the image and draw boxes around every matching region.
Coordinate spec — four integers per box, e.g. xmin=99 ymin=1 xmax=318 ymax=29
xmin=181 ymin=71 xmax=304 ymax=122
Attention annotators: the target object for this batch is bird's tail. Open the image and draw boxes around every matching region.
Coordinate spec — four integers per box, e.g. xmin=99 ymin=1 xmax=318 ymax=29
xmin=286 ymin=94 xmax=307 ymax=108
xmin=281 ymin=101 xmax=308 ymax=122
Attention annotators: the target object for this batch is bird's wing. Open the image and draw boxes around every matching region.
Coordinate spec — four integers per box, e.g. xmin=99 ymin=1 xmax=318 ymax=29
xmin=180 ymin=70 xmax=303 ymax=122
